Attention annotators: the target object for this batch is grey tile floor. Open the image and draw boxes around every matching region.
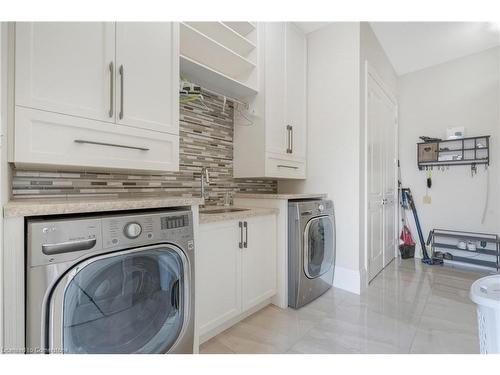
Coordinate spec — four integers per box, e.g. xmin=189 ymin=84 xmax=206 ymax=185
xmin=200 ymin=259 xmax=489 ymax=354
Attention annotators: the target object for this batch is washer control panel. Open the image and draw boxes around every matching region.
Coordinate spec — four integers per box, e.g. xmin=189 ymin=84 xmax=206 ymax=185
xmin=28 ymin=209 xmax=194 ymax=267
xmin=102 ymin=212 xmax=192 ymax=249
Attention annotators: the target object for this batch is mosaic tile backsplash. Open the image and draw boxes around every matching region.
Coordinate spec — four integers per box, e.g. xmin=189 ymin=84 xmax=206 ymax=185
xmin=12 ymin=89 xmax=277 ymax=205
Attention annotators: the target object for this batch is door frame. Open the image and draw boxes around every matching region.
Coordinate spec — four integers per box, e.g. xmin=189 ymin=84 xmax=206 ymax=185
xmin=363 ymin=61 xmax=399 ymax=284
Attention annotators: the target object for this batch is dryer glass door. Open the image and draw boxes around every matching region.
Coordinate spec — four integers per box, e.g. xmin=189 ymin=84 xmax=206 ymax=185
xmin=56 ymin=245 xmax=188 ymax=353
xmin=304 ymin=216 xmax=335 ymax=279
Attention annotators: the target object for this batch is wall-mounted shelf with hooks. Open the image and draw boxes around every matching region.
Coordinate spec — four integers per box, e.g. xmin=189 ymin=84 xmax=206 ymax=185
xmin=417 ymin=135 xmax=490 ymax=170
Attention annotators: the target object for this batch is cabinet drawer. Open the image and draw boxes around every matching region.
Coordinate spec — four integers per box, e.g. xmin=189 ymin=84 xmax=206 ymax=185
xmin=14 ymin=107 xmax=179 ymax=173
xmin=266 ymin=155 xmax=305 ymax=179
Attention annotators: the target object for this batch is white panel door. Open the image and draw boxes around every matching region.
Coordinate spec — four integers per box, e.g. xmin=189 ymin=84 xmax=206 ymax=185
xmin=264 ymin=22 xmax=287 ymax=156
xmin=285 ymin=23 xmax=307 ymax=161
xmin=241 ymin=215 xmax=277 ymax=310
xmin=15 ymin=22 xmax=115 ymax=122
xmin=367 ymin=71 xmax=398 ymax=280
xmin=116 ymin=22 xmax=179 ymax=134
xmin=198 ymin=221 xmax=242 ymax=336
xmin=367 ymin=77 xmax=385 ymax=281
xmin=383 ymin=103 xmax=397 ymax=267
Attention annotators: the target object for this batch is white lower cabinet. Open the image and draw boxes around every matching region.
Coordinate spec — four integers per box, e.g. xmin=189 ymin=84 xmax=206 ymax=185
xmin=198 ymin=215 xmax=277 ymax=340
xmin=197 ymin=220 xmax=242 ymax=335
xmin=241 ymin=216 xmax=277 ymax=310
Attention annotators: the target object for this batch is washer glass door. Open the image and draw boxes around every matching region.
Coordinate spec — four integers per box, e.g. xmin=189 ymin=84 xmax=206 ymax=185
xmin=304 ymin=216 xmax=335 ymax=279
xmin=58 ymin=246 xmax=187 ymax=354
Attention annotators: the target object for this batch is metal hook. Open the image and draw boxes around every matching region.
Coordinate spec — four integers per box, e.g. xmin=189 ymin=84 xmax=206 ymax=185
xmin=471 ymin=163 xmax=477 ymax=177
xmin=234 ymin=102 xmax=253 ymax=126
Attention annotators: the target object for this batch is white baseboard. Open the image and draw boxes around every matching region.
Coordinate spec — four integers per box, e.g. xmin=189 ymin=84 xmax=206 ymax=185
xmin=333 ymin=266 xmax=361 ymax=294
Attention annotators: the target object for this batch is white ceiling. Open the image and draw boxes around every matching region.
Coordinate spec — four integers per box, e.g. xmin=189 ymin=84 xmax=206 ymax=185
xmin=295 ymin=22 xmax=500 ymax=76
xmin=370 ymin=22 xmax=500 ymax=75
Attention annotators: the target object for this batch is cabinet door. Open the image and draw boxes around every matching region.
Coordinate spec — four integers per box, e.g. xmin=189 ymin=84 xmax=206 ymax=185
xmin=285 ymin=23 xmax=307 ymax=161
xmin=198 ymin=221 xmax=242 ymax=336
xmin=116 ymin=22 xmax=179 ymax=135
xmin=264 ymin=23 xmax=287 ymax=156
xmin=15 ymin=22 xmax=115 ymax=122
xmin=241 ymin=215 xmax=277 ymax=310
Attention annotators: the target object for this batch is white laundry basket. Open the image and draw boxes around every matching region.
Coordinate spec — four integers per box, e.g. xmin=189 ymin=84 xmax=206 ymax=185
xmin=470 ymin=275 xmax=500 ymax=354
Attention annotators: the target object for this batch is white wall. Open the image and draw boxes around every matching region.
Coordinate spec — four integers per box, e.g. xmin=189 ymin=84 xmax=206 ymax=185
xmin=279 ymin=23 xmax=362 ymax=293
xmin=359 ymin=22 xmax=398 ymax=284
xmin=0 ymin=22 xmax=3 ymax=350
xmin=399 ymin=47 xmax=500 ymax=245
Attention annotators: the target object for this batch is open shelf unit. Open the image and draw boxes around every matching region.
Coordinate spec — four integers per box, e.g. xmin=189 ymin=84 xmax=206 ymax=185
xmin=417 ymin=135 xmax=490 ymax=170
xmin=429 ymin=229 xmax=499 ymax=271
xmin=179 ymin=21 xmax=259 ymax=100
xmin=180 ymin=55 xmax=258 ymax=99
xmin=184 ymin=22 xmax=256 ymax=56
xmin=222 ymin=22 xmax=256 ymax=37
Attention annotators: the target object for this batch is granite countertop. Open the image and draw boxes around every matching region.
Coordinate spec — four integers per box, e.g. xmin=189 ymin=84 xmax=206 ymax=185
xmin=4 ymin=196 xmax=204 ymax=218
xmin=234 ymin=193 xmax=327 ymax=200
xmin=199 ymin=206 xmax=279 ymax=224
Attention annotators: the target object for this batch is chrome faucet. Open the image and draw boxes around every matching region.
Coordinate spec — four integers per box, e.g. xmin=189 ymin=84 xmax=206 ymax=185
xmin=200 ymin=167 xmax=210 ymax=200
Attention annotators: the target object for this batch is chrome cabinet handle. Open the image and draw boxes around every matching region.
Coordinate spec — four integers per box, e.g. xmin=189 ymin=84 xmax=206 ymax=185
xmin=290 ymin=125 xmax=294 ymax=154
xmin=243 ymin=221 xmax=248 ymax=248
xmin=277 ymin=164 xmax=298 ymax=169
xmin=74 ymin=139 xmax=149 ymax=151
xmin=238 ymin=221 xmax=243 ymax=249
xmin=108 ymin=62 xmax=114 ymax=118
xmin=286 ymin=125 xmax=292 ymax=154
xmin=42 ymin=238 xmax=97 ymax=255
xmin=119 ymin=65 xmax=124 ymax=120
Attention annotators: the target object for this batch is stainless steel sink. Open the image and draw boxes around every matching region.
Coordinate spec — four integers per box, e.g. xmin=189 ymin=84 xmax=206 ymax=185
xmin=200 ymin=208 xmax=250 ymax=214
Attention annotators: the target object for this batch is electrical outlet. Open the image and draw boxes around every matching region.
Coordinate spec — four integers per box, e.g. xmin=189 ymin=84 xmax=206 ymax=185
xmin=423 ymin=195 xmax=432 ymax=204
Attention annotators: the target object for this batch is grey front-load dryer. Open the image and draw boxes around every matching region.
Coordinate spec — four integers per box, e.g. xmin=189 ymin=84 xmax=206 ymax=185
xmin=288 ymin=199 xmax=335 ymax=309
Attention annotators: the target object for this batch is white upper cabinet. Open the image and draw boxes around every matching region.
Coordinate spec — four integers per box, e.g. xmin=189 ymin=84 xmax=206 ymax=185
xmin=264 ymin=23 xmax=287 ymax=155
xmin=284 ymin=23 xmax=307 ymax=160
xmin=116 ymin=23 xmax=179 ymax=134
xmin=234 ymin=22 xmax=307 ymax=179
xmin=265 ymin=22 xmax=306 ymax=161
xmin=12 ymin=22 xmax=179 ymax=173
xmin=15 ymin=22 xmax=115 ymax=122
